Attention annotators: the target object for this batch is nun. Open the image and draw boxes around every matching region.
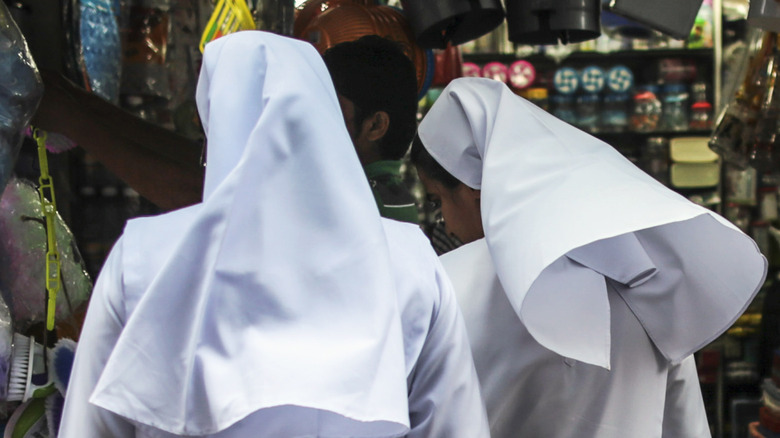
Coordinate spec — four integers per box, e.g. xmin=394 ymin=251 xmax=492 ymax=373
xmin=59 ymin=32 xmax=487 ymax=437
xmin=411 ymin=77 xmax=767 ymax=438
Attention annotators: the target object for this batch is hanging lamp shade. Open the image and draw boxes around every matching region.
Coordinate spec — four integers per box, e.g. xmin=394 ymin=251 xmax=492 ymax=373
xmin=505 ymin=0 xmax=601 ymax=45
xmin=399 ymin=0 xmax=504 ymax=49
xmin=294 ymin=0 xmax=430 ymax=95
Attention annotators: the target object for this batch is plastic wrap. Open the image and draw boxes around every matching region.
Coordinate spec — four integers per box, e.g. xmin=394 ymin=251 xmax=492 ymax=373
xmin=120 ymin=0 xmax=173 ymax=100
xmin=0 ymin=1 xmax=43 ymax=193
xmin=0 ymin=178 xmax=92 ymax=332
xmin=80 ymin=0 xmax=122 ymax=103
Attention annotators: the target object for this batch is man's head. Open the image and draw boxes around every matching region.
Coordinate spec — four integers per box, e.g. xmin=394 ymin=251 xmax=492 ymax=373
xmin=323 ymin=35 xmax=418 ymax=165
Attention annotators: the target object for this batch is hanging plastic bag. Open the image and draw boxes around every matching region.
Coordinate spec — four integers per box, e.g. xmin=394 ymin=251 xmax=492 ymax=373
xmin=0 ymin=1 xmax=43 ymax=194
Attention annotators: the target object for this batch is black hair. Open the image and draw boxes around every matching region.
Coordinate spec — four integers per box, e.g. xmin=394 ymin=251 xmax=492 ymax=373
xmin=410 ymin=134 xmax=461 ymax=189
xmin=323 ymin=35 xmax=418 ymax=160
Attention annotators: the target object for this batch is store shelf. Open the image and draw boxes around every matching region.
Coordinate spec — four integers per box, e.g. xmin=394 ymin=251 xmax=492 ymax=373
xmin=462 ymin=48 xmax=716 ymax=66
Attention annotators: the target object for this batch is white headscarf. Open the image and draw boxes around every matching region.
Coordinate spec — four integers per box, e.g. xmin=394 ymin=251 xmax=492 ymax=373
xmin=89 ymin=31 xmax=409 ymax=436
xmin=419 ymin=77 xmax=767 ymax=369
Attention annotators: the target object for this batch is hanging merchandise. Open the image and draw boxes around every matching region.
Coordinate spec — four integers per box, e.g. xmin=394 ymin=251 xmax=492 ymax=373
xmin=198 ymin=0 xmax=255 ymax=52
xmin=294 ymin=0 xmax=431 ymax=97
xmin=431 ymin=43 xmax=463 ymax=88
xmin=167 ymin=0 xmax=206 ymax=139
xmin=399 ymin=0 xmax=505 ymax=49
xmin=121 ymin=0 xmax=174 ymax=101
xmin=253 ymin=0 xmax=293 ymax=36
xmin=78 ymin=0 xmax=122 ymax=103
xmin=0 ymin=177 xmax=92 ymax=334
xmin=747 ymin=46 xmax=780 ymax=180
xmin=31 ymin=130 xmax=61 ymax=333
xmin=0 ymin=1 xmax=43 ymax=195
xmin=711 ymin=32 xmax=779 ymax=170
xmin=504 ymin=0 xmax=601 ymax=45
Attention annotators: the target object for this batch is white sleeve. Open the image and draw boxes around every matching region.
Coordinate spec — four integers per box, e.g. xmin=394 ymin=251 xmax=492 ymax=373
xmin=58 ymin=239 xmax=135 ymax=437
xmin=406 ymin=261 xmax=490 ymax=438
xmin=661 ymin=355 xmax=711 ymax=438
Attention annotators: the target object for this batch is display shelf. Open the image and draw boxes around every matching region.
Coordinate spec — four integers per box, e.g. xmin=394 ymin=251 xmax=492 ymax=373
xmin=462 ymin=48 xmax=715 ymax=66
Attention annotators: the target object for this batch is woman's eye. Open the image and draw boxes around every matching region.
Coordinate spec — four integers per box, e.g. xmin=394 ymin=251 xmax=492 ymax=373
xmin=427 ymin=199 xmax=441 ymax=210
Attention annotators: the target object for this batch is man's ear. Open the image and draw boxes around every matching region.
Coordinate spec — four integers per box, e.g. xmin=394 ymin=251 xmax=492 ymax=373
xmin=362 ymin=111 xmax=390 ymax=142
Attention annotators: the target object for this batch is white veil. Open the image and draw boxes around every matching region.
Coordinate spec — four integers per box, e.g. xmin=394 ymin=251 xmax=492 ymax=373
xmin=89 ymin=31 xmax=410 ymax=435
xmin=420 ymin=77 xmax=767 ymax=369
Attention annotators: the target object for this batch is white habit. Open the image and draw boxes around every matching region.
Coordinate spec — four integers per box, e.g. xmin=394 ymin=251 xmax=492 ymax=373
xmin=59 ymin=32 xmax=488 ymax=437
xmin=419 ymin=78 xmax=768 ymax=438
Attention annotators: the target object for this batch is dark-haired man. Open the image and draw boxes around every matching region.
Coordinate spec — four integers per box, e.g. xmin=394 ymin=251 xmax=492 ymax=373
xmin=323 ymin=35 xmax=420 ymax=224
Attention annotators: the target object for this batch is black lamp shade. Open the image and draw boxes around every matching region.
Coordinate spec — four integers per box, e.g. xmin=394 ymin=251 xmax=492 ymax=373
xmin=401 ymin=0 xmax=505 ymax=49
xmin=505 ymin=0 xmax=601 ymax=46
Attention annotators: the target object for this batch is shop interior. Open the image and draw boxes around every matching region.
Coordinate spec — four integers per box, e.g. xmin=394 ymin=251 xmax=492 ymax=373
xmin=1 ymin=0 xmax=780 ymax=435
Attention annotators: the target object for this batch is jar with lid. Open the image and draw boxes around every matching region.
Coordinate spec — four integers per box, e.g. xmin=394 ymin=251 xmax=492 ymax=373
xmin=660 ymin=83 xmax=690 ymax=131
xmin=576 ymin=94 xmax=600 ymax=132
xmin=601 ymin=92 xmax=629 ymax=132
xmin=689 ymin=101 xmax=713 ymax=130
xmin=630 ymin=85 xmax=662 ymax=132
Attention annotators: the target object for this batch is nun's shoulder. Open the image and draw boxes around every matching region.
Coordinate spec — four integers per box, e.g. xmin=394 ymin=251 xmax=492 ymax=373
xmin=380 ymin=218 xmax=435 ymax=256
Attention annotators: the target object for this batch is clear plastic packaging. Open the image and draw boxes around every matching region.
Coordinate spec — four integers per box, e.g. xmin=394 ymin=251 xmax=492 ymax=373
xmin=0 ymin=1 xmax=43 ymax=193
xmin=80 ymin=0 xmax=122 ymax=103
xmin=0 ymin=178 xmax=92 ymax=332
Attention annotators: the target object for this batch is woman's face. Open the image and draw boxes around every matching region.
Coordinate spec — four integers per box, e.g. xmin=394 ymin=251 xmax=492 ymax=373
xmin=417 ymin=168 xmax=484 ymax=244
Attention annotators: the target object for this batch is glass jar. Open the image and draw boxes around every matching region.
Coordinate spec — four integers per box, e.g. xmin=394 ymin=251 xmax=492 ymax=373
xmin=689 ymin=101 xmax=713 ymax=130
xmin=630 ymin=86 xmax=662 ymax=132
